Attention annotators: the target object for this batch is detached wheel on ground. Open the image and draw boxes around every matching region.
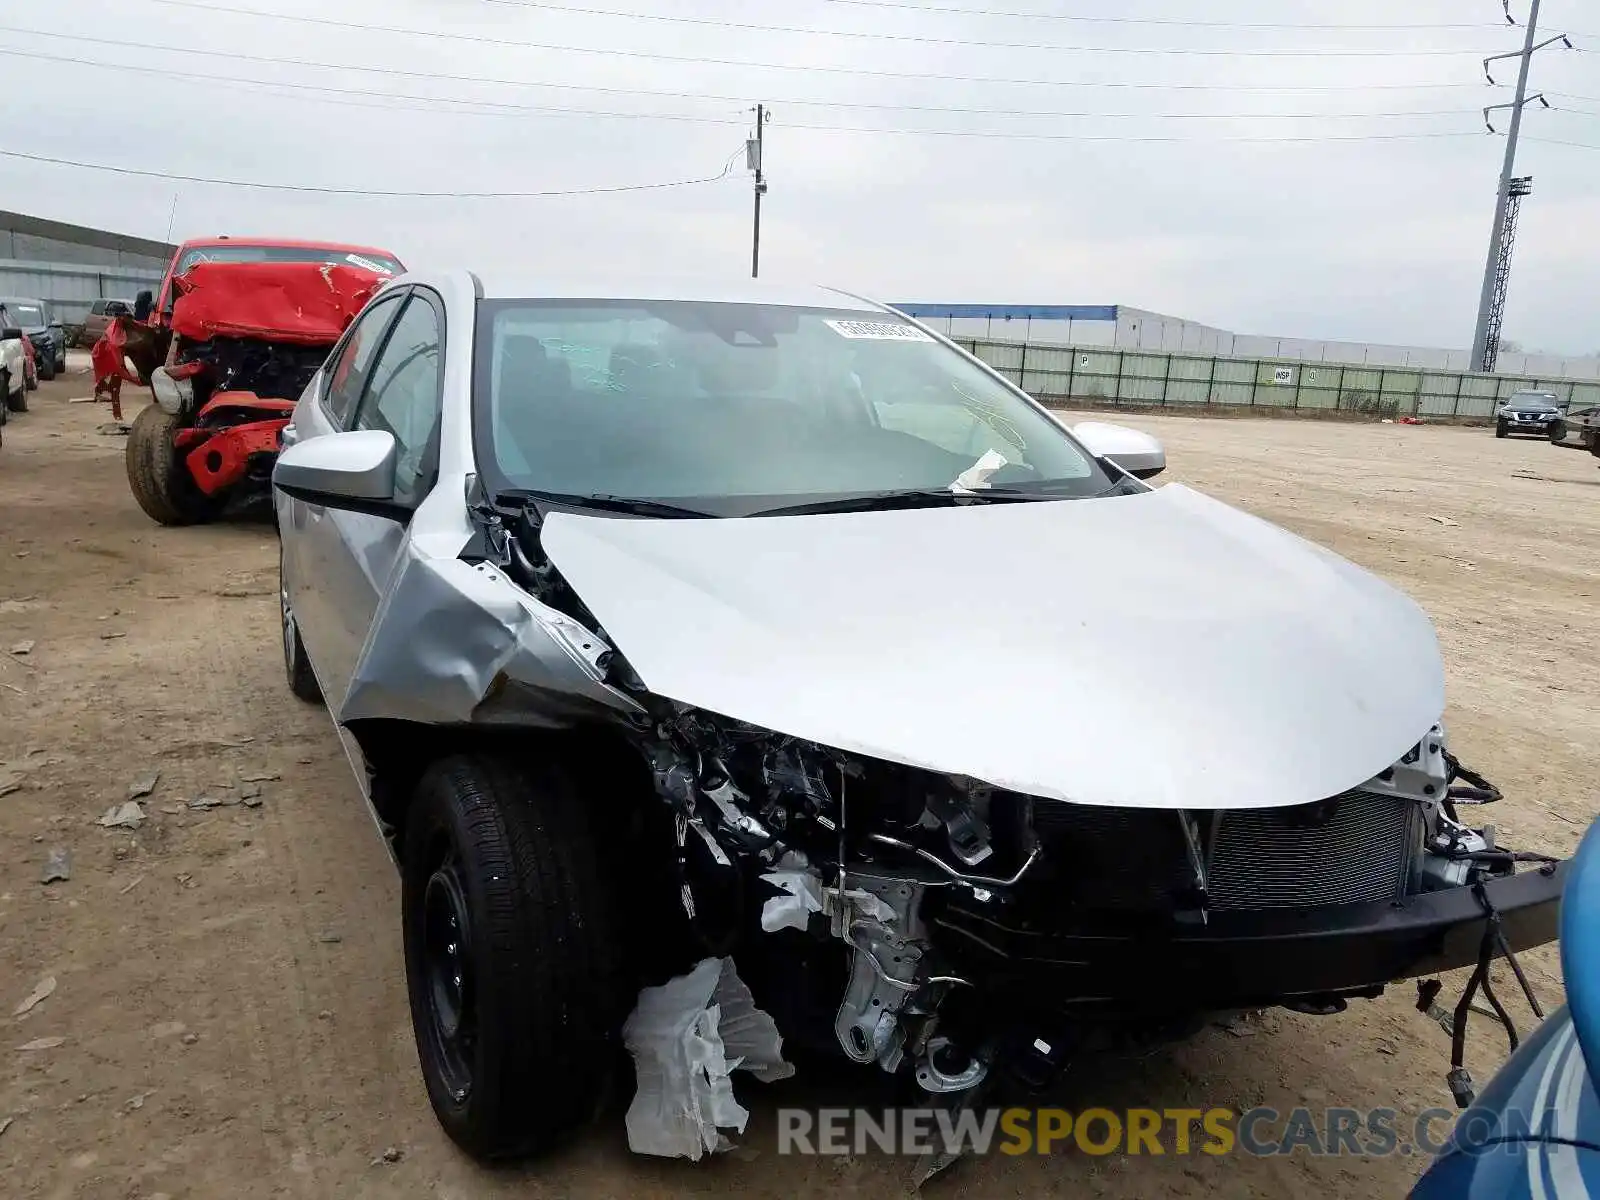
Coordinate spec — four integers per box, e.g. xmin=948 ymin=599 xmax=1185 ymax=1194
xmin=125 ymin=404 xmax=223 ymax=526
xmin=279 ymin=547 xmax=321 ymax=703
xmin=402 ymin=755 xmax=622 ymax=1162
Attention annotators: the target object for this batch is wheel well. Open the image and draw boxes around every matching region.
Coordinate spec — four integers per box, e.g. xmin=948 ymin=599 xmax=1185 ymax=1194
xmin=345 ymin=718 xmax=655 ymax=860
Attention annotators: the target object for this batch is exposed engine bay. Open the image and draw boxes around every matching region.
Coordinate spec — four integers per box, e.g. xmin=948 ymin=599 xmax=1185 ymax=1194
xmin=458 ymin=491 xmax=1563 ymax=1127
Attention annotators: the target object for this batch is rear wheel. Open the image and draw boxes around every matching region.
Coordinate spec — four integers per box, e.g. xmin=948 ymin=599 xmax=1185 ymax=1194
xmin=402 ymin=755 xmax=622 ymax=1161
xmin=125 ymin=404 xmax=223 ymax=526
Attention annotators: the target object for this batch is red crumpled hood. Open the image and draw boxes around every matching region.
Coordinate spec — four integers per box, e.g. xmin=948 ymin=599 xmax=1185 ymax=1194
xmin=170 ymin=261 xmax=387 ymax=345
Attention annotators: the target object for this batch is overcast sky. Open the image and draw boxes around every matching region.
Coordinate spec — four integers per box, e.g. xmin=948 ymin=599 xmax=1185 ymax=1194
xmin=2 ymin=0 xmax=1597 ymax=352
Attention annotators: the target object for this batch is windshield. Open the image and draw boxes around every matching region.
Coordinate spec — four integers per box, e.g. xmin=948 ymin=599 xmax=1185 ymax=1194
xmin=173 ymin=245 xmax=402 ymax=276
xmin=8 ymin=304 xmax=44 ymax=325
xmin=1508 ymin=394 xmax=1559 ymax=409
xmin=473 ymin=299 xmax=1111 ymax=516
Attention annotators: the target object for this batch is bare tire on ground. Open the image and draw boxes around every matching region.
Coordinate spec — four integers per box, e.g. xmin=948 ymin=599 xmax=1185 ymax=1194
xmin=125 ymin=404 xmax=222 ymax=526
xmin=402 ymin=755 xmax=622 ymax=1162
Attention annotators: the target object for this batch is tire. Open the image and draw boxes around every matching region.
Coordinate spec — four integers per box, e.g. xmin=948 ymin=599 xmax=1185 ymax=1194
xmin=125 ymin=404 xmax=224 ymax=526
xmin=279 ymin=544 xmax=321 ymax=703
xmin=5 ymin=369 xmax=25 ymax=412
xmin=1591 ymin=431 xmax=1600 ymax=460
xmin=402 ymin=755 xmax=623 ymax=1162
xmin=1549 ymin=421 xmax=1566 ymax=444
xmin=38 ymin=353 xmax=55 ymax=382
xmin=1495 ymin=419 xmax=1508 ymax=439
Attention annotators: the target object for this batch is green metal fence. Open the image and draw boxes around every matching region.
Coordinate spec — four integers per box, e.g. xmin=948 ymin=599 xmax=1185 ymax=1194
xmin=956 ymin=340 xmax=1600 ymax=418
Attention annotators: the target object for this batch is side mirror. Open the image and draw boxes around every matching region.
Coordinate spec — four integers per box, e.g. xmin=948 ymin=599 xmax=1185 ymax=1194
xmin=1072 ymin=421 xmax=1167 ymax=480
xmin=0 ymin=327 xmax=22 ymax=341
xmin=273 ymin=429 xmax=409 ymax=521
xmin=133 ymin=290 xmax=155 ymax=322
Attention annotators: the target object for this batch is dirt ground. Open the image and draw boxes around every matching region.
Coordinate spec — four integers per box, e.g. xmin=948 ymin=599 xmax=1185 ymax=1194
xmin=2 ymin=361 xmax=1597 ymax=1199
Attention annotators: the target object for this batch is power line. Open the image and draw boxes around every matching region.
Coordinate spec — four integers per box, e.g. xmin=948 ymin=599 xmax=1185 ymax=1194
xmin=0 ymin=46 xmax=749 ymax=124
xmin=0 ymin=146 xmax=747 ymax=197
xmin=809 ymin=0 xmax=1511 ymax=31
xmin=808 ymin=0 xmax=1600 ymax=37
xmin=400 ymin=0 xmax=1494 ymax=55
xmin=1526 ymin=135 xmax=1600 ymax=150
xmin=128 ymin=1 xmax=1488 ymax=59
xmin=0 ymin=45 xmax=1485 ymax=125
xmin=775 ymin=127 xmax=1482 ymax=144
xmin=0 ymin=23 xmax=1490 ymax=94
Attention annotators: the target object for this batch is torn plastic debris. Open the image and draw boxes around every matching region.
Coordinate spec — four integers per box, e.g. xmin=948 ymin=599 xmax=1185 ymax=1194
xmin=760 ymin=852 xmax=896 ymax=933
xmin=622 ymin=956 xmax=793 ymax=1160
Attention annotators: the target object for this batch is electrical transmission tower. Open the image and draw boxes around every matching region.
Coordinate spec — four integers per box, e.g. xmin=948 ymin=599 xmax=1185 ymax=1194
xmin=1481 ymin=175 xmax=1532 ymax=373
xmin=1468 ymin=0 xmax=1572 ymax=373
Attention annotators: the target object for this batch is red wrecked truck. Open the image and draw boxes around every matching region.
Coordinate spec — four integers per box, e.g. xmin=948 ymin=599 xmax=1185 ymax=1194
xmin=96 ymin=237 xmax=404 ymax=525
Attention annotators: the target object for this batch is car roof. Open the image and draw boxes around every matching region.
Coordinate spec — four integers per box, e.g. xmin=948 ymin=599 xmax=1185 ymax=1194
xmin=468 ymin=271 xmax=893 ymax=313
xmin=175 ymin=236 xmax=401 ymax=258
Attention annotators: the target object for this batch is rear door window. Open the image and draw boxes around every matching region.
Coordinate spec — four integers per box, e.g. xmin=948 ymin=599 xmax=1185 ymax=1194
xmin=321 ymin=291 xmax=405 ymax=427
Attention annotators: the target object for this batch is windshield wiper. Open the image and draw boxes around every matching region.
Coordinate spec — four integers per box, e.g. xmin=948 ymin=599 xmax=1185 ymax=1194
xmin=496 ymin=488 xmax=716 ymax=519
xmin=749 ymin=488 xmax=1044 ymax=518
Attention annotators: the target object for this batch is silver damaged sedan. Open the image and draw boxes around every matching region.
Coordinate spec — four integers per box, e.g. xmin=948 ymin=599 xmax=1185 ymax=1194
xmin=273 ymin=271 xmax=1567 ymax=1162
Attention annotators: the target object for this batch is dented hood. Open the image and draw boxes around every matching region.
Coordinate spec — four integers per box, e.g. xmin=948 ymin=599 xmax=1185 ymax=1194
xmin=539 ymin=484 xmax=1446 ymax=811
xmin=170 ymin=261 xmax=386 ymax=345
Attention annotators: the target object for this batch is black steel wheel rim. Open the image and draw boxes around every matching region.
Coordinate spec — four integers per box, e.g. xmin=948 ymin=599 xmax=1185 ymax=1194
xmin=421 ymin=847 xmax=477 ymax=1102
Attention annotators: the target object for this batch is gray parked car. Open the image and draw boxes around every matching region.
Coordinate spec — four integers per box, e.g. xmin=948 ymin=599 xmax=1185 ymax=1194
xmin=1495 ymin=390 xmax=1569 ymax=440
xmin=271 ymin=270 xmax=1565 ymax=1164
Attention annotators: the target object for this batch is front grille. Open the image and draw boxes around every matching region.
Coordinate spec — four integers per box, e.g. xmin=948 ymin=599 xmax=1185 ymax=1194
xmin=1028 ymin=791 xmax=1421 ymax=913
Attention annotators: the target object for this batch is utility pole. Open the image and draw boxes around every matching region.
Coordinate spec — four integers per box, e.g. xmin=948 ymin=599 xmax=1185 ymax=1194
xmin=1468 ymin=0 xmax=1571 ymax=372
xmin=749 ymin=104 xmax=767 ymax=278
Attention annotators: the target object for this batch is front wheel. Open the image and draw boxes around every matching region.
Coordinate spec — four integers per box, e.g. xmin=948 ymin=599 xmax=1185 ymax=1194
xmin=5 ymin=370 xmax=26 ymax=412
xmin=1549 ymin=421 xmax=1567 ymax=444
xmin=125 ymin=404 xmax=223 ymax=526
xmin=279 ymin=544 xmax=321 ymax=703
xmin=402 ymin=755 xmax=622 ymax=1161
xmin=1495 ymin=419 xmax=1508 ymax=439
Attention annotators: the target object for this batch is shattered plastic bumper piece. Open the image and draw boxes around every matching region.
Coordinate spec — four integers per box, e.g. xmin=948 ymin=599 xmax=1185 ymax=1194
xmin=622 ymin=956 xmax=792 ymax=1159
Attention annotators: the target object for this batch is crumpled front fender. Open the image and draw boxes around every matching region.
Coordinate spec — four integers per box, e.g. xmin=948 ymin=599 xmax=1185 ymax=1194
xmin=338 ymin=552 xmax=644 ymax=728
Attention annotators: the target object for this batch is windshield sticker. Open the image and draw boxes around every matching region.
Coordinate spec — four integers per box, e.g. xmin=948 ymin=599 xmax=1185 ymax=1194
xmin=823 ymin=319 xmax=934 ymax=342
xmin=345 ymin=253 xmax=394 ymax=275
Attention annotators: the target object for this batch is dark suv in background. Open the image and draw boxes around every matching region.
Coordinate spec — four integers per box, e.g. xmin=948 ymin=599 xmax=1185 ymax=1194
xmin=0 ymin=298 xmax=67 ymax=380
xmin=1495 ymin=390 xmax=1568 ymax=440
